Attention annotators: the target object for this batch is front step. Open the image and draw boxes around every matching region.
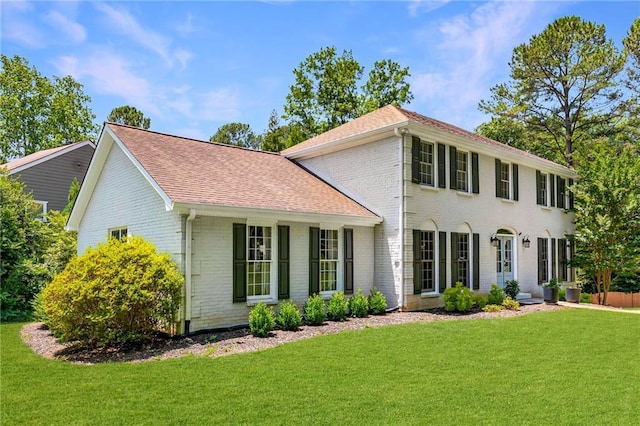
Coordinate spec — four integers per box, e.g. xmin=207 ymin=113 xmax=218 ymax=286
xmin=516 ymin=292 xmax=532 ymax=300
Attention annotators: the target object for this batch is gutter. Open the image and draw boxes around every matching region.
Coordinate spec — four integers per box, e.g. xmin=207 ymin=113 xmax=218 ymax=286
xmin=394 ymin=127 xmax=407 ymax=311
xmin=184 ymin=208 xmax=197 ymax=335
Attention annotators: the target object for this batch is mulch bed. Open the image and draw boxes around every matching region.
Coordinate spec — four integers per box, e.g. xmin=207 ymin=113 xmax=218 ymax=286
xmin=20 ymin=303 xmax=564 ymax=365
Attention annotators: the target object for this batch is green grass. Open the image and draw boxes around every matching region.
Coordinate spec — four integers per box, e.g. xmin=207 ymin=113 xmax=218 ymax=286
xmin=2 ymin=309 xmax=639 ymax=425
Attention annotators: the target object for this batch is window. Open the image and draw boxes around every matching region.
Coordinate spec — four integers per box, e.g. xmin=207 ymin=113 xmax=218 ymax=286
xmin=537 ymin=171 xmax=548 ymax=206
xmin=247 ymin=226 xmax=272 ymax=297
xmin=495 ymin=160 xmax=519 ymax=200
xmin=418 ymin=231 xmax=436 ymax=292
xmin=538 ymin=238 xmax=549 ymax=284
xmin=320 ymin=229 xmax=339 ymax=292
xmin=419 ymin=140 xmax=435 ymax=186
xmin=557 ymin=177 xmax=566 ymax=209
xmin=109 ymin=227 xmax=128 ymax=240
xmin=456 ymin=151 xmax=469 ymax=192
xmin=34 ymin=200 xmax=48 ymax=222
xmin=456 ymin=233 xmax=469 ymax=287
xmin=500 ymin=162 xmax=510 ymax=198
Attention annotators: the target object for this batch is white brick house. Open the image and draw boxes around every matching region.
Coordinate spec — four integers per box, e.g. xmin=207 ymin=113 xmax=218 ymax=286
xmin=68 ymin=105 xmax=576 ymax=333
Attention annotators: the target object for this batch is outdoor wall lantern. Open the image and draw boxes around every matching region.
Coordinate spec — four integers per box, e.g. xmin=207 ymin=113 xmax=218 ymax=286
xmin=490 ymin=233 xmax=499 ymax=247
xmin=523 ymin=235 xmax=531 ymax=248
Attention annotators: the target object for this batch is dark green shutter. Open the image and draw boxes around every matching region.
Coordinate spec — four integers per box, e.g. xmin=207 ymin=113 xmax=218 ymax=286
xmin=537 ymin=238 xmax=545 ymax=285
xmin=473 ymin=233 xmax=480 ymax=290
xmin=568 ymin=178 xmax=574 ymax=209
xmin=569 ymin=238 xmax=576 ymax=281
xmin=278 ymin=225 xmax=290 ymax=300
xmin=411 ymin=136 xmax=420 ymax=184
xmin=536 ymin=171 xmax=543 ymax=205
xmin=512 ymin=164 xmax=519 ymax=201
xmin=550 ymin=174 xmax=556 ymax=207
xmin=449 ymin=146 xmax=457 ymax=190
xmin=438 ymin=143 xmax=446 ymax=188
xmin=472 ymin=153 xmax=479 ymax=194
xmin=450 ymin=232 xmax=459 ymax=285
xmin=232 ymin=223 xmax=247 ymax=303
xmin=495 ymin=159 xmax=502 ymax=197
xmin=309 ymin=227 xmax=320 ymax=295
xmin=558 ymin=238 xmax=567 ymax=281
xmin=344 ymin=228 xmax=354 ymax=295
xmin=413 ymin=230 xmax=422 ymax=294
xmin=551 ymin=238 xmax=557 ymax=279
xmin=439 ymin=231 xmax=447 ymax=293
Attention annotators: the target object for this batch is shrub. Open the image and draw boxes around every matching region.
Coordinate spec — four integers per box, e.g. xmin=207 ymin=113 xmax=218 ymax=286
xmin=443 ymin=282 xmax=474 ymax=312
xmin=473 ymin=294 xmax=487 ymax=309
xmin=43 ymin=236 xmax=183 ymax=346
xmin=249 ymin=302 xmax=275 ymax=337
xmin=483 ymin=304 xmax=505 ymax=313
xmin=368 ymin=287 xmax=387 ymax=315
xmin=327 ymin=291 xmax=349 ymax=322
xmin=276 ymin=301 xmax=302 ymax=331
xmin=303 ymin=294 xmax=326 ymax=325
xmin=487 ymin=284 xmax=505 ymax=305
xmin=349 ymin=289 xmax=369 ymax=318
xmin=31 ymin=291 xmax=48 ymax=324
xmin=502 ymin=297 xmax=520 ymax=310
xmin=580 ymin=292 xmax=592 ymax=303
xmin=504 ymin=280 xmax=520 ymax=299
xmin=559 ymin=288 xmax=566 ymax=301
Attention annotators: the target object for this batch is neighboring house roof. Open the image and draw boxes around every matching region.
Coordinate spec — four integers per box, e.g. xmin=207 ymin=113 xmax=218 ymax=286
xmin=2 ymin=140 xmax=95 ymax=174
xmin=282 ymin=105 xmax=573 ymax=175
xmin=68 ymin=123 xmax=379 ymax=230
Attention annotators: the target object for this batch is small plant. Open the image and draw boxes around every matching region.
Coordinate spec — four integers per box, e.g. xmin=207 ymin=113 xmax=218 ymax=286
xmin=349 ymin=289 xmax=369 ymax=318
xmin=276 ymin=300 xmax=302 ymax=331
xmin=580 ymin=292 xmax=592 ymax=304
xmin=249 ymin=302 xmax=275 ymax=337
xmin=502 ymin=297 xmax=520 ymax=311
xmin=303 ymin=294 xmax=326 ymax=325
xmin=504 ymin=280 xmax=520 ymax=299
xmin=545 ymin=277 xmax=560 ymax=288
xmin=368 ymin=287 xmax=387 ymax=315
xmin=559 ymin=287 xmax=566 ymax=301
xmin=205 ymin=334 xmax=217 ymax=344
xmin=483 ymin=304 xmax=505 ymax=313
xmin=30 ymin=290 xmax=48 ymax=324
xmin=327 ymin=291 xmax=349 ymax=322
xmin=443 ymin=282 xmax=474 ymax=312
xmin=473 ymin=294 xmax=487 ymax=309
xmin=487 ymin=284 xmax=505 ymax=305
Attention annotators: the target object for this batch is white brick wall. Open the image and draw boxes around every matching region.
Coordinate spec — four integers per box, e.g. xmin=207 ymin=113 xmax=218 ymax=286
xmin=77 ymin=143 xmax=183 ymax=269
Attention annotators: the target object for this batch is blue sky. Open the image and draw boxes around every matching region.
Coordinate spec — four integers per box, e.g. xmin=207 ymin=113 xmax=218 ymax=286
xmin=1 ymin=1 xmax=637 ymax=141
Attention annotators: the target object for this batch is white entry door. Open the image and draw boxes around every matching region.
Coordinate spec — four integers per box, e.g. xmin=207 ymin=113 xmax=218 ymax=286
xmin=496 ymin=236 xmax=514 ymax=288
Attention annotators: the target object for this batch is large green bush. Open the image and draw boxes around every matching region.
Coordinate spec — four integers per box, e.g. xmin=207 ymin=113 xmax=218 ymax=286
xmin=443 ymin=282 xmax=474 ymax=312
xmin=303 ymin=294 xmax=326 ymax=325
xmin=369 ymin=288 xmax=387 ymax=315
xmin=43 ymin=236 xmax=183 ymax=346
xmin=487 ymin=284 xmax=505 ymax=306
xmin=276 ymin=301 xmax=302 ymax=331
xmin=249 ymin=302 xmax=275 ymax=337
xmin=349 ymin=289 xmax=369 ymax=318
xmin=326 ymin=291 xmax=348 ymax=322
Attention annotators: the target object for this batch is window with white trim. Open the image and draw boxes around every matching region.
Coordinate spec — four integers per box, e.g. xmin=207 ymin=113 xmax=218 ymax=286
xmin=320 ymin=229 xmax=339 ymax=292
xmin=456 ymin=151 xmax=469 ymax=192
xmin=500 ymin=162 xmax=510 ymax=198
xmin=537 ymin=172 xmax=548 ymax=206
xmin=456 ymin=233 xmax=469 ymax=287
xmin=34 ymin=200 xmax=48 ymax=222
xmin=419 ymin=140 xmax=435 ymax=186
xmin=418 ymin=231 xmax=436 ymax=292
xmin=109 ymin=227 xmax=128 ymax=240
xmin=247 ymin=225 xmax=272 ymax=297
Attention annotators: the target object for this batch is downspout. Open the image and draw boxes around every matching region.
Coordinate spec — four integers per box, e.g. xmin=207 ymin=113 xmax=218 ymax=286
xmin=394 ymin=127 xmax=406 ymax=311
xmin=184 ymin=208 xmax=196 ymax=335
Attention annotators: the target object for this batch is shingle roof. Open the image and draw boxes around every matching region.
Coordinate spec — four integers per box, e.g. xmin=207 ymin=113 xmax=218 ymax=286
xmin=106 ymin=123 xmax=378 ymax=219
xmin=282 ymin=105 xmax=559 ymax=166
xmin=2 ymin=142 xmax=87 ymax=172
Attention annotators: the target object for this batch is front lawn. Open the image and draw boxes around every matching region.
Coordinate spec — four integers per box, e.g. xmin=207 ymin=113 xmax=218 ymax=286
xmin=1 ymin=309 xmax=638 ymax=425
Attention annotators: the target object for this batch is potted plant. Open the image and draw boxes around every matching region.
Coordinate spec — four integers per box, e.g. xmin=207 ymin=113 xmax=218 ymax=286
xmin=543 ymin=277 xmax=560 ymax=304
xmin=565 ymin=283 xmax=581 ymax=303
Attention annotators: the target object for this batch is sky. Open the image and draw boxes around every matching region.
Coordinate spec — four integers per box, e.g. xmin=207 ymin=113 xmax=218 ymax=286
xmin=1 ymin=0 xmax=638 ymax=142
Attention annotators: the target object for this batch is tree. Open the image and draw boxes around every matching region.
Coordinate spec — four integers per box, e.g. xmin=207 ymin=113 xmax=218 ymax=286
xmin=261 ymin=110 xmax=301 ymax=152
xmin=0 ymin=55 xmax=98 ymax=162
xmin=283 ymin=46 xmax=413 ymax=141
xmin=107 ymin=105 xmax=151 ymax=129
xmin=622 ymin=18 xmax=640 ymax=142
xmin=209 ymin=122 xmax=262 ymax=150
xmin=478 ymin=17 xmax=627 ymax=167
xmin=572 ymin=143 xmax=640 ymax=305
xmin=62 ymin=177 xmax=81 ymax=216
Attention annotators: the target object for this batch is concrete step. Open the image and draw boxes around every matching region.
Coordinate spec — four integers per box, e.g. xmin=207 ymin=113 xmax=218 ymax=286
xmin=516 ymin=292 xmax=532 ymax=300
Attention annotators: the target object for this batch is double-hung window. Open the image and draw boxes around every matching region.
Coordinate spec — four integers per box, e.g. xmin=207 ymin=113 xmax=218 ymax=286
xmin=536 ymin=171 xmax=548 ymax=206
xmin=495 ymin=160 xmax=519 ymax=200
xmin=320 ymin=229 xmax=339 ymax=292
xmin=418 ymin=231 xmax=436 ymax=292
xmin=449 ymin=146 xmax=478 ymax=193
xmin=537 ymin=238 xmax=549 ymax=284
xmin=247 ymin=226 xmax=272 ymax=297
xmin=456 ymin=233 xmax=469 ymax=287
xmin=419 ymin=140 xmax=435 ymax=186
xmin=456 ymin=151 xmax=469 ymax=192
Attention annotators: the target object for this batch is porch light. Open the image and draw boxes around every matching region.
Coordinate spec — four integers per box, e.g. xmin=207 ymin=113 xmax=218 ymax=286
xmin=490 ymin=233 xmax=499 ymax=247
xmin=523 ymin=235 xmax=531 ymax=248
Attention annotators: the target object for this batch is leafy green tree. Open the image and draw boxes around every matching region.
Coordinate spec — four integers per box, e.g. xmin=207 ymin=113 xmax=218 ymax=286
xmin=107 ymin=105 xmax=151 ymax=129
xmin=572 ymin=144 xmax=640 ymax=305
xmin=478 ymin=17 xmax=627 ymax=167
xmin=284 ymin=46 xmax=413 ymax=141
xmin=622 ymin=18 xmax=640 ymax=142
xmin=209 ymin=122 xmax=262 ymax=150
xmin=0 ymin=55 xmax=98 ymax=162
xmin=261 ymin=110 xmax=300 ymax=152
xmin=62 ymin=177 xmax=81 ymax=216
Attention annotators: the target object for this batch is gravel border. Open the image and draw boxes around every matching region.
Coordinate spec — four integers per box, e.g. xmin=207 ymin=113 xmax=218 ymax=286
xmin=20 ymin=303 xmax=565 ymax=365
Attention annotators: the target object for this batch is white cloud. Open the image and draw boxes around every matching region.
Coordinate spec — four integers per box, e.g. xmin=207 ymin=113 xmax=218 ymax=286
xmin=0 ymin=1 xmax=44 ymax=48
xmin=93 ymin=2 xmax=191 ymax=69
xmin=408 ymin=0 xmax=451 ymax=17
xmin=46 ymin=11 xmax=87 ymax=43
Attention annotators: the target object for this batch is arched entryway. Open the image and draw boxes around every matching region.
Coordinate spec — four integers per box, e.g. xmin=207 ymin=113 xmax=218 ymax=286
xmin=494 ymin=228 xmax=515 ymax=288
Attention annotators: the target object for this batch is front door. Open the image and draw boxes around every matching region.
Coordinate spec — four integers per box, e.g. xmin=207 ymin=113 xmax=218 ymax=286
xmin=496 ymin=236 xmax=514 ymax=288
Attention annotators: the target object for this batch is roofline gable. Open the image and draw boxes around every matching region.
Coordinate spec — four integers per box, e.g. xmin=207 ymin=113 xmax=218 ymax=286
xmin=67 ymin=125 xmax=173 ymax=231
xmin=6 ymin=140 xmax=95 ymax=175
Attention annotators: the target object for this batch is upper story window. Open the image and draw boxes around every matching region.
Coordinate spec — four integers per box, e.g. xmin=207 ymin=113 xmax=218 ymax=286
xmin=456 ymin=151 xmax=469 ymax=192
xmin=449 ymin=146 xmax=479 ymax=194
xmin=109 ymin=227 xmax=128 ymax=240
xmin=536 ymin=171 xmax=548 ymax=206
xmin=495 ymin=160 xmax=519 ymax=200
xmin=411 ymin=137 xmax=446 ymax=188
xmin=419 ymin=140 xmax=435 ymax=186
